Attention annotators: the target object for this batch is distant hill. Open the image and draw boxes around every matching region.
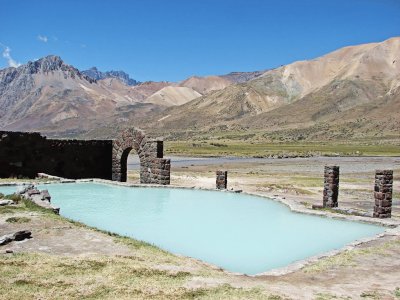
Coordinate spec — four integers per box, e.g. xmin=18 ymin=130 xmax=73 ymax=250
xmin=147 ymin=37 xmax=400 ymax=141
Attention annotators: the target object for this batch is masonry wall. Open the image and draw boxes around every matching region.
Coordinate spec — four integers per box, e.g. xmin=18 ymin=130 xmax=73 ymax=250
xmin=0 ymin=131 xmax=113 ymax=179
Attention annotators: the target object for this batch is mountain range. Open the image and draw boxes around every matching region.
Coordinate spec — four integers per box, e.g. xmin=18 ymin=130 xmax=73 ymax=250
xmin=145 ymin=37 xmax=400 ymax=142
xmin=0 ymin=37 xmax=399 ymax=141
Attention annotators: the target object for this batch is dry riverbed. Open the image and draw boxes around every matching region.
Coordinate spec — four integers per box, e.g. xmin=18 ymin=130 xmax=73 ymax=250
xmin=1 ymin=156 xmax=400 ymax=299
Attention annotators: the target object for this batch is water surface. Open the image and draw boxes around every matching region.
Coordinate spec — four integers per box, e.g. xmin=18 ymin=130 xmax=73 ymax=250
xmin=12 ymin=182 xmax=383 ymax=275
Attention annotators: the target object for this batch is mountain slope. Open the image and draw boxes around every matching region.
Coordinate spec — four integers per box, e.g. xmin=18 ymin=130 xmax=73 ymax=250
xmin=0 ymin=56 xmax=164 ymax=136
xmin=0 ymin=55 xmax=267 ymax=136
xmin=145 ymin=86 xmax=202 ymax=106
xmin=1 ymin=37 xmax=399 ymax=141
xmin=148 ymin=37 xmax=400 ymax=139
xmin=178 ymin=76 xmax=232 ymax=94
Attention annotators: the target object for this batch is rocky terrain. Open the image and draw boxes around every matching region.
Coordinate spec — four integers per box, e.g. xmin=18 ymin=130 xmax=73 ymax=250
xmin=0 ymin=55 xmax=265 ymax=137
xmin=0 ymin=37 xmax=399 ymax=141
xmin=0 ymin=56 xmax=167 ymax=136
xmin=82 ymin=67 xmax=140 ymax=86
xmin=150 ymin=37 xmax=400 ymax=142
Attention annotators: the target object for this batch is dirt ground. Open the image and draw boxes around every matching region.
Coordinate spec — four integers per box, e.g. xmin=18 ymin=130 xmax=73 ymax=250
xmin=1 ymin=156 xmax=400 ymax=299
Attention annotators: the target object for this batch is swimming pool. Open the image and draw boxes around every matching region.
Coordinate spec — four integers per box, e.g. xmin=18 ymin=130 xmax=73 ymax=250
xmin=0 ymin=183 xmax=385 ymax=274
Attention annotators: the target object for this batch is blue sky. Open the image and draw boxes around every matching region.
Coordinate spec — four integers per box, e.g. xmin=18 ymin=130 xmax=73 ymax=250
xmin=1 ymin=0 xmax=399 ymax=82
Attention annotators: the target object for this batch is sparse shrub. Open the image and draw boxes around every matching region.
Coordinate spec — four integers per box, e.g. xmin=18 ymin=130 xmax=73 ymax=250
xmin=4 ymin=193 xmax=24 ymax=204
xmin=6 ymin=216 xmax=31 ymax=223
xmin=210 ymin=142 xmax=227 ymax=147
xmin=395 ymin=287 xmax=400 ymax=298
xmin=360 ymin=290 xmax=380 ymax=299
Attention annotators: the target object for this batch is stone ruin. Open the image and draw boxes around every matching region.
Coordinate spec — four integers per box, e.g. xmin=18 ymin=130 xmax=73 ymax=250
xmin=112 ymin=128 xmax=170 ymax=184
xmin=322 ymin=166 xmax=339 ymax=208
xmin=0 ymin=127 xmax=170 ymax=184
xmin=216 ymin=170 xmax=228 ymax=189
xmin=373 ymin=170 xmax=393 ymax=218
xmin=314 ymin=166 xmax=395 ymax=219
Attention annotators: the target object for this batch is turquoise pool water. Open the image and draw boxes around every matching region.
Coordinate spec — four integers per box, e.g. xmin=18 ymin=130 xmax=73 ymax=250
xmin=0 ymin=185 xmax=20 ymax=195
xmin=0 ymin=183 xmax=385 ymax=274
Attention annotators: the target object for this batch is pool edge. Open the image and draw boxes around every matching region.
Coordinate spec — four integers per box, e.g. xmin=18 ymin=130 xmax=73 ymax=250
xmin=1 ymin=177 xmax=399 ymax=277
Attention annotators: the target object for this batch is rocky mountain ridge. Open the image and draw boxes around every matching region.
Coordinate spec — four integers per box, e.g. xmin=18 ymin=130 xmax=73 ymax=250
xmin=82 ymin=67 xmax=140 ymax=86
xmin=1 ymin=37 xmax=399 ymax=141
xmin=0 ymin=55 xmax=266 ymax=136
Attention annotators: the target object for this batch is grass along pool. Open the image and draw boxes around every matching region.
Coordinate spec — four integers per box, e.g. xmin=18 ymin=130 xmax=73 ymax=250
xmin=1 ymin=182 xmax=385 ymax=275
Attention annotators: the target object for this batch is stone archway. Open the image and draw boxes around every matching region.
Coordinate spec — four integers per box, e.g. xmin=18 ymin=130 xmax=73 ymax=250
xmin=111 ymin=127 xmax=170 ymax=184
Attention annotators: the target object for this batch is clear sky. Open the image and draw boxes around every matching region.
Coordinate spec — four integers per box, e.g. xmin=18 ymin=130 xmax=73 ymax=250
xmin=1 ymin=0 xmax=399 ymax=82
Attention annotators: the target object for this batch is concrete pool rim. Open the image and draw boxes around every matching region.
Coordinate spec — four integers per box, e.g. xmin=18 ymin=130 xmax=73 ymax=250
xmin=1 ymin=178 xmax=399 ymax=277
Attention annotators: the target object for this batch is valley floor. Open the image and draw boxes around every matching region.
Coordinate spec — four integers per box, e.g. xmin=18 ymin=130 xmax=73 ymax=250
xmin=1 ymin=156 xmax=400 ymax=299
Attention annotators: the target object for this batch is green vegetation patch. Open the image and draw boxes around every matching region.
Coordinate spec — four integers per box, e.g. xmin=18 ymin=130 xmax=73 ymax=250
xmin=314 ymin=293 xmax=351 ymax=300
xmin=0 ymin=197 xmax=58 ymax=219
xmin=394 ymin=287 xmax=400 ymax=298
xmin=165 ymin=138 xmax=400 ymax=157
xmin=5 ymin=216 xmax=31 ymax=223
xmin=360 ymin=290 xmax=381 ymax=299
xmin=3 ymin=193 xmax=24 ymax=204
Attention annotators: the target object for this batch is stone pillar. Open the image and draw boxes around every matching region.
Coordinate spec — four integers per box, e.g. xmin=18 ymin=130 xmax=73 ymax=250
xmin=216 ymin=171 xmax=227 ymax=189
xmin=373 ymin=170 xmax=393 ymax=218
xmin=323 ymin=166 xmax=339 ymax=208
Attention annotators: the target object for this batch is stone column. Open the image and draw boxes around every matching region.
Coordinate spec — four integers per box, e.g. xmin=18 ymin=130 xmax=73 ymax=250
xmin=216 ymin=171 xmax=227 ymax=189
xmin=373 ymin=170 xmax=393 ymax=218
xmin=323 ymin=166 xmax=339 ymax=208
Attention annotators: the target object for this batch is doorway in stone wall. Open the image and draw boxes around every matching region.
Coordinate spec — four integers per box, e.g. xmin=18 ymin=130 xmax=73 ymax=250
xmin=120 ymin=147 xmax=140 ymax=183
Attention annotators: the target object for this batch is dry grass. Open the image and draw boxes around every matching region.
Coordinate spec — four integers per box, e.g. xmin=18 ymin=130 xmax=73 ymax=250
xmin=0 ymin=201 xmax=283 ymax=300
xmin=165 ymin=139 xmax=400 ymax=158
xmin=5 ymin=216 xmax=31 ymax=223
xmin=303 ymin=239 xmax=400 ymax=273
xmin=0 ymin=252 xmax=281 ymax=300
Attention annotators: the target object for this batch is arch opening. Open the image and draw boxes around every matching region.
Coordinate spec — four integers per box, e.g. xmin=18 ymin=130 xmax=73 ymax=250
xmin=120 ymin=147 xmax=132 ymax=182
xmin=112 ymin=127 xmax=170 ymax=184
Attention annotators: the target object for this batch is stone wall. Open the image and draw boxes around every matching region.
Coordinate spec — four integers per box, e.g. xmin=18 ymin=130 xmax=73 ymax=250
xmin=373 ymin=170 xmax=393 ymax=218
xmin=112 ymin=128 xmax=170 ymax=184
xmin=0 ymin=128 xmax=170 ymax=184
xmin=0 ymin=131 xmax=112 ymax=179
xmin=323 ymin=166 xmax=339 ymax=208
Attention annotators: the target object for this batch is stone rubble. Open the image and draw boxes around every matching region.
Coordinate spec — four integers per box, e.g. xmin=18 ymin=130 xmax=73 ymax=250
xmin=0 ymin=199 xmax=14 ymax=206
xmin=0 ymin=230 xmax=32 ymax=246
xmin=19 ymin=185 xmax=60 ymax=214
